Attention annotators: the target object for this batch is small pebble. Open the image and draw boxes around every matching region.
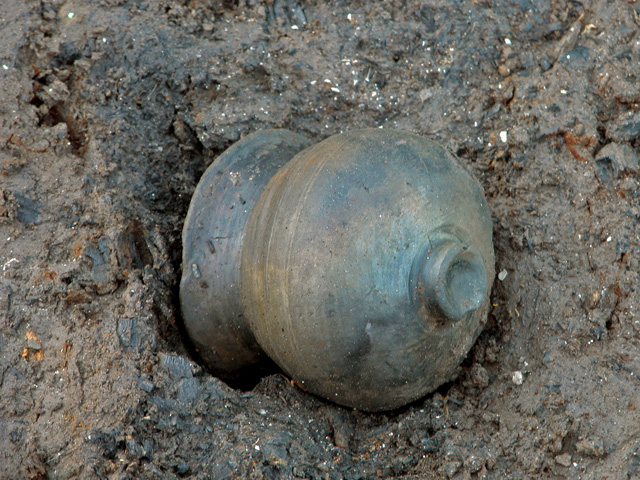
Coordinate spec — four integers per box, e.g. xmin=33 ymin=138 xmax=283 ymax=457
xmin=511 ymin=371 xmax=523 ymax=385
xmin=471 ymin=363 xmax=489 ymax=388
xmin=498 ymin=64 xmax=510 ymax=76
xmin=539 ymin=57 xmax=552 ymax=71
xmin=498 ymin=269 xmax=508 ymax=281
xmin=555 ymin=452 xmax=571 ymax=467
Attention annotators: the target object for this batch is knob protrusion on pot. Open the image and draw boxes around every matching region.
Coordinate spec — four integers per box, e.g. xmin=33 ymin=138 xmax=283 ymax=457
xmin=412 ymin=235 xmax=489 ymax=323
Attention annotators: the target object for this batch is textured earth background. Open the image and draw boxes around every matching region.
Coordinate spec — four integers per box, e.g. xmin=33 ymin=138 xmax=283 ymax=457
xmin=1 ymin=0 xmax=640 ymax=478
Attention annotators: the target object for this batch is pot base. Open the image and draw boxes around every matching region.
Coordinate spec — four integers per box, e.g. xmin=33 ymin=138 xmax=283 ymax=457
xmin=180 ymin=129 xmax=311 ymax=382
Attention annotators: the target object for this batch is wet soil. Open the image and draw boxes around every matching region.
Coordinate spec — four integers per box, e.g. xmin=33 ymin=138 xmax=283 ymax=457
xmin=1 ymin=0 xmax=640 ymax=478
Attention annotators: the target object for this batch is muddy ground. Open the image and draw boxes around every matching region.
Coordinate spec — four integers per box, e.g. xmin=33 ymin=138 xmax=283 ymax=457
xmin=1 ymin=0 xmax=640 ymax=478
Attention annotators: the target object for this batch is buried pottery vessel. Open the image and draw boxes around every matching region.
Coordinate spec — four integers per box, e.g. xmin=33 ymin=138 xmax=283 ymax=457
xmin=180 ymin=128 xmax=495 ymax=411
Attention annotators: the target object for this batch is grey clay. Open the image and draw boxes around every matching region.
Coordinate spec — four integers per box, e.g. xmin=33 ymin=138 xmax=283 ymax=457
xmin=180 ymin=128 xmax=495 ymax=411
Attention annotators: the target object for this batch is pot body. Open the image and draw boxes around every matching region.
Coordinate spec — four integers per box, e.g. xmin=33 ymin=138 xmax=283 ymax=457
xmin=240 ymin=129 xmax=494 ymax=411
xmin=181 ymin=128 xmax=495 ymax=411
